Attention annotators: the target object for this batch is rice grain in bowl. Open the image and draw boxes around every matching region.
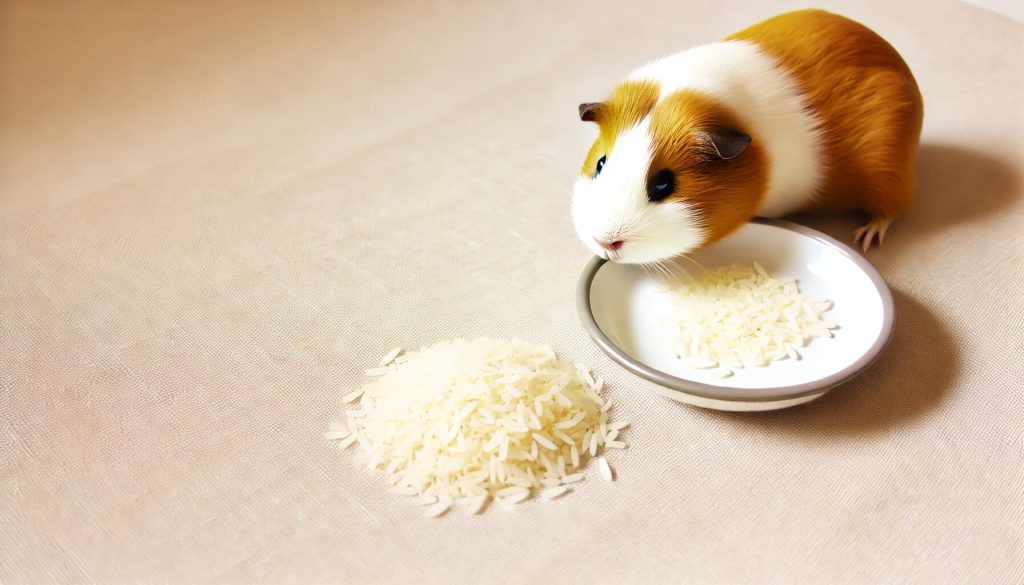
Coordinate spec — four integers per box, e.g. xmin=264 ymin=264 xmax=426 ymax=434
xmin=577 ymin=218 xmax=895 ymax=411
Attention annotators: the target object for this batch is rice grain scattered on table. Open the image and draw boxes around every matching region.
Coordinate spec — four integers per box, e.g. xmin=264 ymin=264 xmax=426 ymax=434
xmin=327 ymin=338 xmax=628 ymax=515
xmin=378 ymin=347 xmax=403 ymax=367
xmin=597 ymin=457 xmax=614 ymax=482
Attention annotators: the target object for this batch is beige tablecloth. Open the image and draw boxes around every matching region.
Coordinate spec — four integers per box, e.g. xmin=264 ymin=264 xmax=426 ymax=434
xmin=2 ymin=1 xmax=1022 ymax=583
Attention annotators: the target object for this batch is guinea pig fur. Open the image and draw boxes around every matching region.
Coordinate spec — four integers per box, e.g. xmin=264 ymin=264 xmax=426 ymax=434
xmin=572 ymin=9 xmax=923 ymax=262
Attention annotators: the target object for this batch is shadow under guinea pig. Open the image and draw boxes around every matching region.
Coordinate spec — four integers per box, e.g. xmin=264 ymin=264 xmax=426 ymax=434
xmin=698 ymin=288 xmax=957 ymax=437
xmin=786 ymin=142 xmax=1022 ymax=248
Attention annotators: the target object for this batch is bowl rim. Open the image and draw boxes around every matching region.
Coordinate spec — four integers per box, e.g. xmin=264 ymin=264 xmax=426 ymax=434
xmin=576 ymin=218 xmax=896 ymax=403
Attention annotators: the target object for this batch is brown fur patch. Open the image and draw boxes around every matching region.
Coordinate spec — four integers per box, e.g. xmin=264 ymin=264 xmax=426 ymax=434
xmin=649 ymin=90 xmax=768 ymax=247
xmin=580 ymin=80 xmax=660 ymax=176
xmin=729 ymin=9 xmax=924 ymax=219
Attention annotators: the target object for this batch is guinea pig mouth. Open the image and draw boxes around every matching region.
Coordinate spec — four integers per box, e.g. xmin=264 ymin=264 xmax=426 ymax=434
xmin=603 ymin=248 xmax=634 ymax=263
xmin=592 ymin=240 xmax=623 ymax=262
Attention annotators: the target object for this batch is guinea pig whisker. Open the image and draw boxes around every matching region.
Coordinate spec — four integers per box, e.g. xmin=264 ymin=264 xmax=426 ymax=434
xmin=650 ymin=261 xmax=673 ymax=284
xmin=674 ymin=254 xmax=707 ymax=279
xmin=665 ymin=257 xmax=700 ymax=286
xmin=655 ymin=258 xmax=681 ymax=284
xmin=641 ymin=263 xmax=656 ymax=280
xmin=653 ymin=261 xmax=679 ymax=285
xmin=663 ymin=260 xmax=692 ymax=286
xmin=641 ymin=261 xmax=661 ymax=281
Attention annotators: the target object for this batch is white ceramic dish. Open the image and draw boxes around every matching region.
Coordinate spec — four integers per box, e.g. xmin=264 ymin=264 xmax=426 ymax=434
xmin=577 ymin=218 xmax=895 ymax=411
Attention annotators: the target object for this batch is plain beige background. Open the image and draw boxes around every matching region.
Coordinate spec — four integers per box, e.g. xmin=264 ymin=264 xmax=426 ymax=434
xmin=2 ymin=1 xmax=1022 ymax=583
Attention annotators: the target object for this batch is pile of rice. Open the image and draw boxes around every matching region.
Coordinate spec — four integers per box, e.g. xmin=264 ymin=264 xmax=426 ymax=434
xmin=662 ymin=262 xmax=837 ymax=378
xmin=325 ymin=338 xmax=628 ymax=517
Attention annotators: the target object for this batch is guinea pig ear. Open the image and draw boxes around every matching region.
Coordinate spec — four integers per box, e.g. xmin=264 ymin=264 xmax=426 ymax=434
xmin=698 ymin=129 xmax=751 ymax=160
xmin=578 ymin=102 xmax=605 ymax=123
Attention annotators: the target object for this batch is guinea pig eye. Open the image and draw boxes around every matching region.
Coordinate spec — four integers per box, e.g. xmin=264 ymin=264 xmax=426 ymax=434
xmin=648 ymin=169 xmax=676 ymax=202
xmin=595 ymin=156 xmax=606 ymax=177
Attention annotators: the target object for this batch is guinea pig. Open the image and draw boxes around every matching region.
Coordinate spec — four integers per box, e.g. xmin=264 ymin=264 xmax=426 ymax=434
xmin=571 ymin=9 xmax=923 ymax=262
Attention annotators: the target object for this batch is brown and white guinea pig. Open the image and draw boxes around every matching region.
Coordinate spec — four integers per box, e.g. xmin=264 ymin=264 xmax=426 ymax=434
xmin=572 ymin=9 xmax=923 ymax=263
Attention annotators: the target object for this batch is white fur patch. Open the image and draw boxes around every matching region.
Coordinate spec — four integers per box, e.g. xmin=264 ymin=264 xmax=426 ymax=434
xmin=628 ymin=40 xmax=824 ymax=217
xmin=572 ymin=120 xmax=706 ymax=264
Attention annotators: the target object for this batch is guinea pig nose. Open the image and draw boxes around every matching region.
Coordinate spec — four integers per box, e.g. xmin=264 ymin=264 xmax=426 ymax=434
xmin=598 ymin=239 xmax=625 ymax=251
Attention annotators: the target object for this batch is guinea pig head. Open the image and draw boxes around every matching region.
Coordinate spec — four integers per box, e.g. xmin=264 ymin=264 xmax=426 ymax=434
xmin=572 ymin=85 xmax=767 ymax=264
